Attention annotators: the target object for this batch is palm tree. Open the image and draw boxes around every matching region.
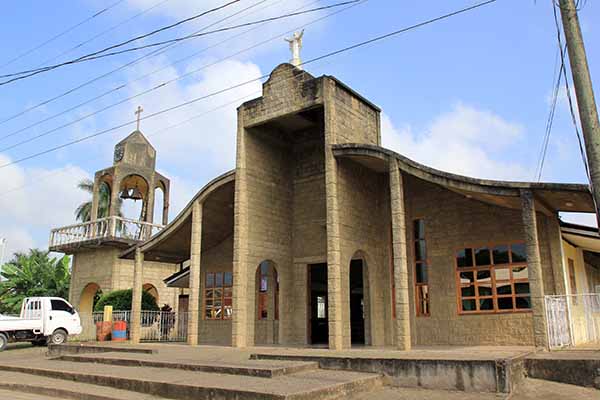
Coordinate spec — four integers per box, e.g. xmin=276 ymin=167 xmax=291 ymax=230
xmin=75 ymin=179 xmax=122 ymax=222
xmin=0 ymin=250 xmax=70 ymax=315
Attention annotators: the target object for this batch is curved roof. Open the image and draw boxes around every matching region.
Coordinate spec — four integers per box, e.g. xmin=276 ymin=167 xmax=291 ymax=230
xmin=120 ymin=170 xmax=235 ymax=261
xmin=332 ymin=143 xmax=594 ymax=213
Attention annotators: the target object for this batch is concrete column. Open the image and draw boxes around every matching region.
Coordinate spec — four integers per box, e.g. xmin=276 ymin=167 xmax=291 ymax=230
xmin=108 ymin=174 xmax=121 ymax=218
xmin=162 ymin=183 xmax=170 ymax=226
xmin=547 ymin=216 xmax=568 ymax=295
xmin=90 ymin=174 xmax=101 ymax=221
xmin=520 ymin=190 xmax=549 ymax=349
xmin=130 ymin=247 xmax=144 ymax=344
xmin=389 ymin=158 xmax=411 ymax=350
xmin=145 ymin=177 xmax=156 ymax=224
xmin=323 ymin=79 xmax=344 ymax=350
xmin=188 ymin=200 xmax=202 ymax=345
xmin=232 ymin=108 xmax=249 ymax=348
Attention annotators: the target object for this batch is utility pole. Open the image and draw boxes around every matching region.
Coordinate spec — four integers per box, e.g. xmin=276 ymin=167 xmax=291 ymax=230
xmin=0 ymin=238 xmax=6 ymax=281
xmin=558 ymin=0 xmax=600 ymax=220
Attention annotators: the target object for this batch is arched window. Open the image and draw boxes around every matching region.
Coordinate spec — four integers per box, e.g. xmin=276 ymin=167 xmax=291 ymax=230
xmin=256 ymin=261 xmax=278 ymax=320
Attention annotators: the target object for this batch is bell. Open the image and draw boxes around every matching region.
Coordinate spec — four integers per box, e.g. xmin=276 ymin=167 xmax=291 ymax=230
xmin=119 ymin=188 xmax=132 ymax=199
xmin=129 ymin=186 xmax=143 ymax=201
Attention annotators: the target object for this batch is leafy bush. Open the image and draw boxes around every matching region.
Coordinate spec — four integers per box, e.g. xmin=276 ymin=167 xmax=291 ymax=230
xmin=94 ymin=289 xmax=159 ymax=312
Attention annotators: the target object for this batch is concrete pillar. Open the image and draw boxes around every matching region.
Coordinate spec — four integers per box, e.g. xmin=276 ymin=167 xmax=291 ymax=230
xmin=323 ymin=79 xmax=344 ymax=350
xmin=547 ymin=216 xmax=569 ymax=295
xmin=232 ymin=108 xmax=249 ymax=348
xmin=90 ymin=174 xmax=101 ymax=222
xmin=188 ymin=200 xmax=202 ymax=345
xmin=162 ymin=183 xmax=170 ymax=226
xmin=520 ymin=190 xmax=549 ymax=349
xmin=389 ymin=158 xmax=411 ymax=350
xmin=144 ymin=177 xmax=156 ymax=225
xmin=108 ymin=174 xmax=121 ymax=218
xmin=130 ymin=247 xmax=144 ymax=344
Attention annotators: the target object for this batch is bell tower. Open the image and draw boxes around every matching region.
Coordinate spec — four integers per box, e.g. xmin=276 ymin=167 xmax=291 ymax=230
xmin=90 ymin=129 xmax=170 ymax=225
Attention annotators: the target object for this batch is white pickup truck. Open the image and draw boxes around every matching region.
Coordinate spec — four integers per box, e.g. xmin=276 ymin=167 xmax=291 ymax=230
xmin=0 ymin=297 xmax=82 ymax=351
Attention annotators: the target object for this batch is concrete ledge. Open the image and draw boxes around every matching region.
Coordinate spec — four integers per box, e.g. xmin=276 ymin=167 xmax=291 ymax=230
xmin=56 ymin=354 xmax=319 ymax=378
xmin=48 ymin=343 xmax=157 ymax=356
xmin=525 ymin=357 xmax=600 ymax=389
xmin=0 ymin=364 xmax=383 ymax=400
xmin=251 ymin=353 xmax=524 ymax=393
xmin=0 ymin=382 xmax=121 ymax=400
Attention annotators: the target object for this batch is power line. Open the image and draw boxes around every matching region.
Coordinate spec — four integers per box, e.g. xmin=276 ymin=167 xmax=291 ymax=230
xmin=535 ymin=45 xmax=564 ymax=181
xmin=0 ymin=0 xmax=358 ymax=86
xmin=0 ymin=0 xmax=241 ymax=79
xmin=0 ymin=0 xmax=126 ymax=70
xmin=0 ymin=0 xmax=285 ymax=143
xmin=0 ymin=0 xmax=270 ymax=126
xmin=0 ymin=0 xmax=499 ymax=170
xmin=35 ymin=0 xmax=173 ymax=69
xmin=0 ymin=0 xmax=350 ymax=151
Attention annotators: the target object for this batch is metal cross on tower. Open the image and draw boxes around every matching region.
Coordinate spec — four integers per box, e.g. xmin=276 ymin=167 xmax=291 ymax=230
xmin=135 ymin=106 xmax=144 ymax=130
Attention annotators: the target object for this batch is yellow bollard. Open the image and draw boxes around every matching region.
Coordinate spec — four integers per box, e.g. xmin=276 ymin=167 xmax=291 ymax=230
xmin=103 ymin=305 xmax=113 ymax=323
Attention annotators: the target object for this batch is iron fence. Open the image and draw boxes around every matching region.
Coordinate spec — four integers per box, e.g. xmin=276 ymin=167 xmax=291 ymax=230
xmin=74 ymin=310 xmax=188 ymax=342
xmin=545 ymin=293 xmax=600 ymax=348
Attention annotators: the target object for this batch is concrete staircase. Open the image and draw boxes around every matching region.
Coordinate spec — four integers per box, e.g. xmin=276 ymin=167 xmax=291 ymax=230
xmin=0 ymin=352 xmax=384 ymax=400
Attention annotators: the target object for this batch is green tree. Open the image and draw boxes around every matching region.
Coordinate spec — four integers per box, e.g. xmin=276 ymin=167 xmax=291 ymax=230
xmin=0 ymin=249 xmax=70 ymax=314
xmin=75 ymin=179 xmax=122 ymax=222
xmin=94 ymin=289 xmax=159 ymax=312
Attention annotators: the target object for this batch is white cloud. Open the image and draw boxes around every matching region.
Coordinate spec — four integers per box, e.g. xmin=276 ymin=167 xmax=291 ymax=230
xmin=113 ymin=55 xmax=263 ymax=172
xmin=381 ymin=103 xmax=528 ymax=181
xmin=0 ymin=154 xmax=89 ymax=255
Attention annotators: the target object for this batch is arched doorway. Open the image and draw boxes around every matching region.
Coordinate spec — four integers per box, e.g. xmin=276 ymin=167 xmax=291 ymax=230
xmin=79 ymin=283 xmax=102 ymax=315
xmin=254 ymin=260 xmax=279 ymax=345
xmin=143 ymin=283 xmax=159 ymax=304
xmin=349 ymin=252 xmax=370 ymax=346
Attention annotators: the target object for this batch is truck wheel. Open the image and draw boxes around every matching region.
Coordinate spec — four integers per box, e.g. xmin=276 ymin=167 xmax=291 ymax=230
xmin=50 ymin=329 xmax=67 ymax=345
xmin=0 ymin=333 xmax=7 ymax=351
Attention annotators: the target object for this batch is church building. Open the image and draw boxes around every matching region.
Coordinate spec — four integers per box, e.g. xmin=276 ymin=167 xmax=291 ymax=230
xmin=51 ymin=61 xmax=600 ymax=350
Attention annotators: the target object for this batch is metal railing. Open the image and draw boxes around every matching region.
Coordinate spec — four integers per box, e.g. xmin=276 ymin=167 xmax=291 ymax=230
xmin=75 ymin=310 xmax=188 ymax=342
xmin=545 ymin=293 xmax=600 ymax=348
xmin=49 ymin=216 xmax=163 ymax=248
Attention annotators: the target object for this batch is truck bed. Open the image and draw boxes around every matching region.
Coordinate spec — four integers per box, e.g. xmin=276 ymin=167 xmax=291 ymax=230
xmin=0 ymin=319 xmax=42 ymax=332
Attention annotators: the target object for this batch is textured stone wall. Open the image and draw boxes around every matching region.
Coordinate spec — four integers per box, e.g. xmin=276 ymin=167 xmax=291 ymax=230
xmin=198 ymin=236 xmax=233 ymax=346
xmin=402 ymin=175 xmax=563 ymax=346
xmin=70 ymin=247 xmax=179 ymax=314
xmin=335 ymin=158 xmax=390 ymax=347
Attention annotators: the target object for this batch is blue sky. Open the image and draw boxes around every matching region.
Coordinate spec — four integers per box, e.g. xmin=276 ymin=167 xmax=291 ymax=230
xmin=0 ymin=0 xmax=598 ymax=258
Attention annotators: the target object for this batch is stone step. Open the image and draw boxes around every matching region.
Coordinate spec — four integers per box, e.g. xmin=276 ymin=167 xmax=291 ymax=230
xmin=55 ymin=354 xmax=320 ymax=378
xmin=48 ymin=343 xmax=157 ymax=356
xmin=0 ymin=359 xmax=384 ymax=400
xmin=0 ymin=371 xmax=164 ymax=400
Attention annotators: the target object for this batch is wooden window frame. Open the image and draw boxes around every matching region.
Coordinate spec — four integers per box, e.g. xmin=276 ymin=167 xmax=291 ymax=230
xmin=455 ymin=242 xmax=531 ymax=315
xmin=413 ymin=218 xmax=430 ymax=317
xmin=204 ymin=271 xmax=233 ymax=320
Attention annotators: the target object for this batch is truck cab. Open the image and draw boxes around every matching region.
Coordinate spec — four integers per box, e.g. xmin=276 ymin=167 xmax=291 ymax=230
xmin=0 ymin=297 xmax=82 ymax=351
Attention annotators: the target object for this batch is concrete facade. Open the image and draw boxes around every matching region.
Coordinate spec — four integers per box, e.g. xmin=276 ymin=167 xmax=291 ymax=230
xmin=53 ymin=63 xmax=596 ymax=350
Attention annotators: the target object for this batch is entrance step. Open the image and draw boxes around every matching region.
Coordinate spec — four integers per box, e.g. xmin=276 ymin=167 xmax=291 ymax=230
xmin=55 ymin=353 xmax=319 ymax=378
xmin=0 ymin=371 xmax=163 ymax=400
xmin=48 ymin=343 xmax=157 ymax=356
xmin=0 ymin=359 xmax=384 ymax=400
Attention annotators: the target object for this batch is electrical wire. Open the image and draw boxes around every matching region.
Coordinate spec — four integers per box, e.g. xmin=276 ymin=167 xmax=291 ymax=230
xmin=0 ymin=0 xmax=241 ymax=79
xmin=0 ymin=0 xmax=270 ymax=126
xmin=0 ymin=0 xmax=499 ymax=170
xmin=0 ymin=0 xmax=351 ymax=151
xmin=535 ymin=45 xmax=564 ymax=181
xmin=0 ymin=1 xmax=358 ymax=86
xmin=34 ymin=0 xmax=173 ymax=68
xmin=0 ymin=0 xmax=126 ymax=70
